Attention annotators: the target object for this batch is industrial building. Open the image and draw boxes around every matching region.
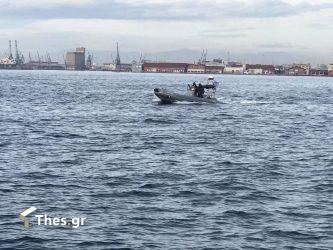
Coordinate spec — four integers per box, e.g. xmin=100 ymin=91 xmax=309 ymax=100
xmin=187 ymin=64 xmax=205 ymax=74
xmin=187 ymin=64 xmax=224 ymax=74
xmin=25 ymin=60 xmax=64 ymax=70
xmin=310 ymin=69 xmax=328 ymax=76
xmin=286 ymin=64 xmax=311 ymax=76
xmin=224 ymin=64 xmax=245 ymax=74
xmin=327 ymin=64 xmax=333 ymax=76
xmin=66 ymin=47 xmax=86 ymax=70
xmin=244 ymin=64 xmax=275 ymax=75
xmin=205 ymin=65 xmax=224 ymax=74
xmin=143 ymin=62 xmax=188 ymax=73
xmin=131 ymin=60 xmax=143 ymax=73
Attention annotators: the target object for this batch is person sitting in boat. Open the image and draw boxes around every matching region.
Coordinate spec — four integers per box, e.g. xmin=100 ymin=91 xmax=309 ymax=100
xmin=188 ymin=82 xmax=198 ymax=96
xmin=197 ymin=83 xmax=205 ymax=98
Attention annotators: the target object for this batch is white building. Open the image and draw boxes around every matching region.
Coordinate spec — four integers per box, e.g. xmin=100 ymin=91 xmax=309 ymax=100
xmin=328 ymin=64 xmax=333 ymax=72
xmin=224 ymin=64 xmax=245 ymax=74
xmin=131 ymin=61 xmax=143 ymax=73
xmin=0 ymin=57 xmax=16 ymax=65
xmin=103 ymin=63 xmax=117 ymax=71
xmin=245 ymin=68 xmax=262 ymax=75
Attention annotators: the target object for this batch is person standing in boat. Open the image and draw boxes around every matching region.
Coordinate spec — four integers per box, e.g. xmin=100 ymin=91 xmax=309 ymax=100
xmin=197 ymin=83 xmax=205 ymax=98
xmin=206 ymin=76 xmax=219 ymax=89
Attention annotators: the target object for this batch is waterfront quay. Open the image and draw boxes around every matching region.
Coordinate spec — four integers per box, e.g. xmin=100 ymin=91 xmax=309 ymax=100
xmin=1 ymin=41 xmax=332 ymax=77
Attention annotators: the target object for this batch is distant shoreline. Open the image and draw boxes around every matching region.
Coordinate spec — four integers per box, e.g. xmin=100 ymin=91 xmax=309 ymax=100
xmin=0 ymin=68 xmax=332 ymax=77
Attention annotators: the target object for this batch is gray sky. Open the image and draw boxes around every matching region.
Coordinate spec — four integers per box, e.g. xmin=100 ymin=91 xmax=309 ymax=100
xmin=0 ymin=0 xmax=332 ymax=63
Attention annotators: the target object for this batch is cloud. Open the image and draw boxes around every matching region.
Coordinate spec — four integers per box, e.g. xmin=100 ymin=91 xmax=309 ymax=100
xmin=205 ymin=33 xmax=248 ymax=39
xmin=0 ymin=0 xmax=332 ymax=64
xmin=256 ymin=42 xmax=293 ymax=49
xmin=0 ymin=0 xmax=332 ymax=20
xmin=0 ymin=0 xmax=94 ymax=9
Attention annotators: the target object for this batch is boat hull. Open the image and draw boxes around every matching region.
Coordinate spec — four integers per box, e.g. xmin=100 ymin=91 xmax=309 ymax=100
xmin=154 ymin=88 xmax=217 ymax=104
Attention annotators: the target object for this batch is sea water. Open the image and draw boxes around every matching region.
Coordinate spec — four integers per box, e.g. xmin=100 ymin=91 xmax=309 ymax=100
xmin=0 ymin=70 xmax=332 ymax=249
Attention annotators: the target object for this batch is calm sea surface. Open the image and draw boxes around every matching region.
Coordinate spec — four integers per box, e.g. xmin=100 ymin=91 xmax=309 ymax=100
xmin=0 ymin=70 xmax=332 ymax=249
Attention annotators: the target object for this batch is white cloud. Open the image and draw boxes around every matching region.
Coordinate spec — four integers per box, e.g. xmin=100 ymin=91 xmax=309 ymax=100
xmin=0 ymin=0 xmax=332 ymax=63
xmin=1 ymin=0 xmax=332 ymax=18
xmin=0 ymin=0 xmax=94 ymax=9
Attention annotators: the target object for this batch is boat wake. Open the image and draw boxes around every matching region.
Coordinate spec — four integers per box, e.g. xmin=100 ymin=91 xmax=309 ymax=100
xmin=240 ymin=100 xmax=274 ymax=105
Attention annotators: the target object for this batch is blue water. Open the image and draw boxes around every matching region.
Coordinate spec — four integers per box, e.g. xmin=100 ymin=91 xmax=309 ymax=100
xmin=0 ymin=70 xmax=332 ymax=249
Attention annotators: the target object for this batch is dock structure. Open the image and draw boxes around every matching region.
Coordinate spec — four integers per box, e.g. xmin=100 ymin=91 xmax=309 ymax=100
xmin=0 ymin=41 xmax=332 ymax=76
xmin=0 ymin=40 xmax=24 ymax=69
xmin=101 ymin=42 xmax=132 ymax=72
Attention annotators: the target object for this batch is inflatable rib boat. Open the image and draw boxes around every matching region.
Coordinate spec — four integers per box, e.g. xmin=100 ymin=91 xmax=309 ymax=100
xmin=154 ymin=77 xmax=219 ymax=104
xmin=154 ymin=88 xmax=217 ymax=104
